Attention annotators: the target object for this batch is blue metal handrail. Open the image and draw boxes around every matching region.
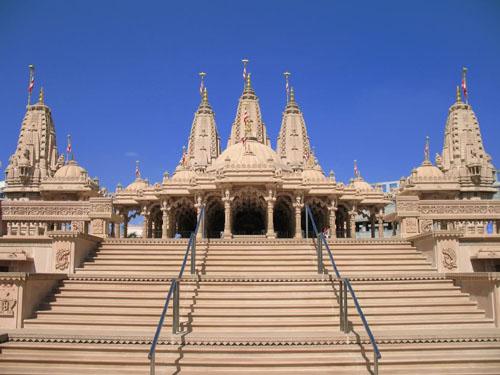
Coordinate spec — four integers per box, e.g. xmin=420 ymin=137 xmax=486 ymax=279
xmin=345 ymin=278 xmax=382 ymax=361
xmin=305 ymin=205 xmax=381 ymax=373
xmin=148 ymin=207 xmax=205 ymax=375
xmin=305 ymin=205 xmax=340 ymax=278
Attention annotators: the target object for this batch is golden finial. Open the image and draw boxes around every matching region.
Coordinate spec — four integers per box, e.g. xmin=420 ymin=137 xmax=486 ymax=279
xmin=38 ymin=87 xmax=44 ymax=104
xmin=456 ymin=85 xmax=462 ymax=103
xmin=202 ymin=87 xmax=208 ymax=103
xmin=290 ymin=87 xmax=295 ymax=102
xmin=242 ymin=58 xmax=249 ymax=80
xmin=245 ymin=72 xmax=252 ymax=89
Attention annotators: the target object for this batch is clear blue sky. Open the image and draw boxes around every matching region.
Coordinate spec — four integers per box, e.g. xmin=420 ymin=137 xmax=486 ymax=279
xmin=1 ymin=0 xmax=499 ymax=190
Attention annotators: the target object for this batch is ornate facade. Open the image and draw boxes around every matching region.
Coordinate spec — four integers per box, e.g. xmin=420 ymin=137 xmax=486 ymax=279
xmin=0 ymin=69 xmax=498 ymax=252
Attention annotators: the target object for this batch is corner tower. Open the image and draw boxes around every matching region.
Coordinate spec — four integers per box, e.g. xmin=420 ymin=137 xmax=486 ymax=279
xmin=436 ymin=86 xmax=496 ymax=197
xmin=4 ymin=88 xmax=61 ymax=199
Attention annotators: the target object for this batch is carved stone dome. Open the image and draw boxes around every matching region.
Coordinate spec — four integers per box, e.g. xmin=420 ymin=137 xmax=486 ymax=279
xmin=172 ymin=166 xmax=197 ymax=181
xmin=414 ymin=161 xmax=444 ymax=178
xmin=125 ymin=177 xmax=149 ymax=191
xmin=54 ymin=160 xmax=88 ymax=179
xmin=209 ymin=139 xmax=290 ymax=172
xmin=302 ymin=167 xmax=325 ymax=181
xmin=350 ymin=177 xmax=373 ymax=191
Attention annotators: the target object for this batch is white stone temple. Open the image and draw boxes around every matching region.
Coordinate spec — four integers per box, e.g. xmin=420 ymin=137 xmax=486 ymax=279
xmin=0 ymin=66 xmax=500 ymax=374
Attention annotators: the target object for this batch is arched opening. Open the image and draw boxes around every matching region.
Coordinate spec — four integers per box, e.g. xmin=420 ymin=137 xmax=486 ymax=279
xmin=336 ymin=205 xmax=349 ymax=238
xmin=172 ymin=198 xmax=197 ymax=238
xmin=150 ymin=205 xmax=163 ymax=238
xmin=205 ymin=197 xmax=224 ymax=238
xmin=232 ymin=190 xmax=266 ymax=235
xmin=302 ymin=198 xmax=328 ymax=237
xmin=274 ymin=195 xmax=294 ymax=238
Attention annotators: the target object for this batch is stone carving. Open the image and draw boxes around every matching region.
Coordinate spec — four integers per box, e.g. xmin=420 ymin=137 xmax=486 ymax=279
xmin=92 ymin=219 xmax=104 ymax=235
xmin=420 ymin=219 xmax=433 ymax=233
xmin=442 ymin=248 xmax=457 ymax=270
xmin=55 ymin=247 xmax=71 ymax=271
xmin=0 ymin=285 xmax=17 ymax=317
xmin=405 ymin=218 xmax=418 ymax=233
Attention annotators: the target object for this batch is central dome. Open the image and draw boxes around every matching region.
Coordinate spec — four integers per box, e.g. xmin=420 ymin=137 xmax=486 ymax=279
xmin=209 ymin=139 xmax=290 ymax=172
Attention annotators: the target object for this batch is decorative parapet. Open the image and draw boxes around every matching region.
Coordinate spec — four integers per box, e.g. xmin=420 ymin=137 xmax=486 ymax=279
xmin=1 ymin=201 xmax=90 ymax=221
xmin=0 ymin=272 xmax=66 ymax=329
xmin=396 ymin=197 xmax=500 ymax=219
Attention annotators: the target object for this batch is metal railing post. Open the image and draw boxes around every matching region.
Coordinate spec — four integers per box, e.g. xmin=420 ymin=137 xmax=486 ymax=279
xmin=149 ymin=352 xmax=155 ymax=375
xmin=191 ymin=234 xmax=196 ymax=275
xmin=339 ymin=278 xmax=344 ymax=330
xmin=172 ymin=280 xmax=180 ymax=334
xmin=342 ymin=278 xmax=348 ymax=333
xmin=317 ymin=233 xmax=323 ymax=274
xmin=305 ymin=207 xmax=309 ymax=239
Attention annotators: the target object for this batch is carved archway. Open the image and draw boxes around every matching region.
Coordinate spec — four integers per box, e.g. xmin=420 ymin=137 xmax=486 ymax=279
xmin=205 ymin=195 xmax=224 ymax=238
xmin=232 ymin=188 xmax=266 ymax=235
xmin=274 ymin=194 xmax=294 ymax=238
xmin=171 ymin=197 xmax=197 ymax=238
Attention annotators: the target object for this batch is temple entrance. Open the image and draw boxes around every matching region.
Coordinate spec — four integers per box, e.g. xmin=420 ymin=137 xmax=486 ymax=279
xmin=232 ymin=190 xmax=266 ymax=235
xmin=171 ymin=198 xmax=197 ymax=238
xmin=205 ymin=197 xmax=224 ymax=238
xmin=302 ymin=198 xmax=328 ymax=237
xmin=274 ymin=195 xmax=294 ymax=238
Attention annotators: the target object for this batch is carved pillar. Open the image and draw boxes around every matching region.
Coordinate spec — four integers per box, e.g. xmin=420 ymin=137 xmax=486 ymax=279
xmin=377 ymin=209 xmax=384 ymax=239
xmin=266 ymin=189 xmax=276 ymax=238
xmin=349 ymin=209 xmax=357 ymax=239
xmin=161 ymin=201 xmax=170 ymax=239
xmin=195 ymin=196 xmax=205 ymax=240
xmin=293 ymin=196 xmax=303 ymax=239
xmin=494 ymin=221 xmax=498 ymax=235
xmin=370 ymin=213 xmax=376 ymax=238
xmin=328 ymin=200 xmax=337 ymax=239
xmin=122 ymin=213 xmax=128 ymax=238
xmin=222 ymin=190 xmax=232 ymax=239
xmin=141 ymin=205 xmax=150 ymax=238
xmin=115 ymin=222 xmax=121 ymax=238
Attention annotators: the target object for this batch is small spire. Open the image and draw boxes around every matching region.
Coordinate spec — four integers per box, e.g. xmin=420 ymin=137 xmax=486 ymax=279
xmin=424 ymin=136 xmax=430 ymax=163
xmin=242 ymin=58 xmax=249 ymax=81
xmin=354 ymin=159 xmax=361 ymax=178
xmin=456 ymin=85 xmax=462 ymax=103
xmin=289 ymin=87 xmax=295 ymax=103
xmin=199 ymin=72 xmax=206 ymax=97
xmin=284 ymin=71 xmax=291 ymax=103
xmin=135 ymin=160 xmax=141 ymax=179
xmin=38 ymin=87 xmax=44 ymax=104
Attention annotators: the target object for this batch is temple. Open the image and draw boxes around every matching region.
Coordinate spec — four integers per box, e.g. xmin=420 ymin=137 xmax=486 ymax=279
xmin=1 ymin=65 xmax=500 ymax=373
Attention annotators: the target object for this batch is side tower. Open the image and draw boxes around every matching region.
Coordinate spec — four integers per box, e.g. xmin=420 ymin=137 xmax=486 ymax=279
xmin=276 ymin=87 xmax=314 ymax=171
xmin=436 ymin=86 xmax=496 ymax=198
xmin=185 ymin=86 xmax=221 ymax=172
xmin=4 ymin=88 xmax=61 ymax=199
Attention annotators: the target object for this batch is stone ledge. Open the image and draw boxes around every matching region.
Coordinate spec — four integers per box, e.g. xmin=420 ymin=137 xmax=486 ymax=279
xmin=0 ymin=272 xmax=67 ymax=282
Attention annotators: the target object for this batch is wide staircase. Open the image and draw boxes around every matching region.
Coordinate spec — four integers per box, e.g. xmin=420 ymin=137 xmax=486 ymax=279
xmin=1 ymin=236 xmax=500 ymax=374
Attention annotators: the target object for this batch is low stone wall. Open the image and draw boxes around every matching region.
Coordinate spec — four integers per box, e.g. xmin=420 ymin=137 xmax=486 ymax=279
xmin=0 ymin=232 xmax=102 ymax=274
xmin=447 ymin=273 xmax=500 ymax=327
xmin=0 ymin=272 xmax=66 ymax=329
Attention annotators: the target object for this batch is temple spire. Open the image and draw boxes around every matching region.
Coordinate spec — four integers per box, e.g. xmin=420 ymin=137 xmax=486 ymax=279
xmin=289 ymin=87 xmax=295 ymax=103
